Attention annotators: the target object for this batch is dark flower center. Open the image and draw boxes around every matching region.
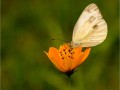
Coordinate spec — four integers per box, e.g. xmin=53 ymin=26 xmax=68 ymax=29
xmin=59 ymin=48 xmax=74 ymax=60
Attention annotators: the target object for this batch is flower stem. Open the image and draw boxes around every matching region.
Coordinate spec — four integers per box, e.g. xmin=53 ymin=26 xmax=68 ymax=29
xmin=68 ymin=76 xmax=71 ymax=90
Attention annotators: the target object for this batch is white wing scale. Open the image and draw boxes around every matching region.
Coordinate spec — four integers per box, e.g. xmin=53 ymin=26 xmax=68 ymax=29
xmin=72 ymin=3 xmax=107 ymax=47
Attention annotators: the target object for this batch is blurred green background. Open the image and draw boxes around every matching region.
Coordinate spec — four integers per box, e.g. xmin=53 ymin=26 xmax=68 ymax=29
xmin=1 ymin=0 xmax=119 ymax=90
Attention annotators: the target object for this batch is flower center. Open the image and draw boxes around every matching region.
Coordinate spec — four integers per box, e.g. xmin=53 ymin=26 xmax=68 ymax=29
xmin=59 ymin=48 xmax=74 ymax=60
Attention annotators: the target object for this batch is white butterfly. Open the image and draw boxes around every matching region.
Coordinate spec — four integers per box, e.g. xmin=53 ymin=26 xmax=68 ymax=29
xmin=71 ymin=3 xmax=107 ymax=47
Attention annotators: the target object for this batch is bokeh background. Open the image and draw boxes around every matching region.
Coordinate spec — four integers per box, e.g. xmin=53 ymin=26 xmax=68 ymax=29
xmin=1 ymin=0 xmax=119 ymax=90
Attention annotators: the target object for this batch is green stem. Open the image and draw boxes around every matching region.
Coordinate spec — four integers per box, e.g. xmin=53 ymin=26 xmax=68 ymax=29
xmin=68 ymin=76 xmax=71 ymax=90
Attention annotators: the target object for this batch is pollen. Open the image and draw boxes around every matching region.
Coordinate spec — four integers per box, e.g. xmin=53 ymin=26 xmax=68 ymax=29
xmin=59 ymin=47 xmax=74 ymax=60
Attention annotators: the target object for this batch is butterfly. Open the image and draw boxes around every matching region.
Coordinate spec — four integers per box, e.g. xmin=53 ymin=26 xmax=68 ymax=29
xmin=71 ymin=3 xmax=108 ymax=47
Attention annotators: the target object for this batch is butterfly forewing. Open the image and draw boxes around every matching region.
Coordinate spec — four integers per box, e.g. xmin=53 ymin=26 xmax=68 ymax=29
xmin=72 ymin=3 xmax=107 ymax=47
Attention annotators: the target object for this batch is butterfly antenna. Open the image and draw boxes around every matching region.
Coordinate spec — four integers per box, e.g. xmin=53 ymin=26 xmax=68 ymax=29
xmin=52 ymin=38 xmax=70 ymax=43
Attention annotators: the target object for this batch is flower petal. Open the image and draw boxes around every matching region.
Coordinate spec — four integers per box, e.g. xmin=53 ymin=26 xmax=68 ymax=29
xmin=71 ymin=47 xmax=91 ymax=69
xmin=45 ymin=47 xmax=65 ymax=72
xmin=62 ymin=57 xmax=72 ymax=72
xmin=71 ymin=47 xmax=83 ymax=69
xmin=80 ymin=47 xmax=91 ymax=63
xmin=59 ymin=44 xmax=72 ymax=72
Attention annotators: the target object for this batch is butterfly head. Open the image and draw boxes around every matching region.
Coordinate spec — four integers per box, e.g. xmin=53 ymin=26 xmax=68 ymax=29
xmin=70 ymin=41 xmax=82 ymax=48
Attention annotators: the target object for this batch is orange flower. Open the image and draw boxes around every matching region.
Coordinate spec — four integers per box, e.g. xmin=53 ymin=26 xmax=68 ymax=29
xmin=45 ymin=43 xmax=91 ymax=76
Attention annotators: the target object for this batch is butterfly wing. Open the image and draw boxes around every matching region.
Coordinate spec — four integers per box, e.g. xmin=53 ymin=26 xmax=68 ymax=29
xmin=72 ymin=3 xmax=107 ymax=47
